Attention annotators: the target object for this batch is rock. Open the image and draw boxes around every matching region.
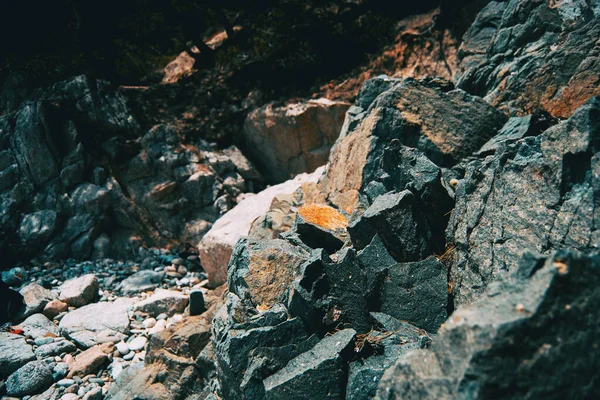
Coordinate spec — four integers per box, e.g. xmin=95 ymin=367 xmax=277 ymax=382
xmin=376 ymin=251 xmax=600 ymax=399
xmin=2 ymin=267 xmax=27 ymax=286
xmin=58 ymin=274 xmax=99 ymax=307
xmin=0 ymin=332 xmax=36 ymax=378
xmin=243 ymin=99 xmax=350 ymax=182
xmin=227 ymin=238 xmax=310 ymax=309
xmin=290 ymin=204 xmax=348 ymax=254
xmin=15 ymin=313 xmax=60 ymax=340
xmin=20 ymin=283 xmax=56 ymax=318
xmin=348 ymin=190 xmax=432 ymax=262
xmin=116 ymin=342 xmax=130 ymax=355
xmin=456 ymin=0 xmax=600 ymax=118
xmin=19 ymin=210 xmax=57 ymax=247
xmin=379 ymin=256 xmax=447 ymax=333
xmin=447 ymin=97 xmax=600 ymax=304
xmin=43 ymin=300 xmax=69 ymax=319
xmin=117 ymin=270 xmax=164 ymax=295
xmin=199 ymin=167 xmax=323 ymax=287
xmin=6 ymin=360 xmax=54 ymax=397
xmin=134 ymin=289 xmax=188 ymax=317
xmin=128 ymin=336 xmax=147 ymax=352
xmin=189 ymin=290 xmax=206 ymax=316
xmin=263 ymin=328 xmax=356 ymax=399
xmin=59 ymin=299 xmax=131 ymax=348
xmin=82 ymin=387 xmax=102 ymax=400
xmin=319 ymin=77 xmax=506 ymax=214
xmin=35 ymin=339 xmax=77 ymax=358
xmin=67 ymin=343 xmax=114 ymax=378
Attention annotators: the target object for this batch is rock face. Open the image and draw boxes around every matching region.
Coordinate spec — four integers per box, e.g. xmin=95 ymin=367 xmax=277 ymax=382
xmin=447 ymin=97 xmax=600 ymax=304
xmin=319 ymin=77 xmax=506 ymax=214
xmin=376 ymin=251 xmax=600 ymax=400
xmin=456 ymin=0 xmax=600 ymax=118
xmin=243 ymin=99 xmax=350 ymax=182
xmin=0 ymin=75 xmax=262 ymax=262
xmin=198 ymin=167 xmax=323 ymax=287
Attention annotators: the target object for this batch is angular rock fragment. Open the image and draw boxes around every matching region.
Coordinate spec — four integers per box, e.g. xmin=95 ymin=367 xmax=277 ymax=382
xmin=58 ymin=274 xmax=99 ymax=307
xmin=67 ymin=343 xmax=114 ymax=378
xmin=348 ymin=190 xmax=431 ymax=261
xmin=19 ymin=283 xmax=56 ymax=318
xmin=376 ymin=251 xmax=600 ymax=400
xmin=263 ymin=329 xmax=356 ymax=400
xmin=227 ymin=238 xmax=310 ymax=309
xmin=290 ymin=204 xmax=348 ymax=253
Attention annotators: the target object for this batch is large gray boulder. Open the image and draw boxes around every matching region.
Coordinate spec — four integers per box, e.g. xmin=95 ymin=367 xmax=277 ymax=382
xmin=376 ymin=251 xmax=600 ymax=400
xmin=0 ymin=332 xmax=36 ymax=378
xmin=447 ymin=97 xmax=600 ymax=304
xmin=6 ymin=360 xmax=54 ymax=397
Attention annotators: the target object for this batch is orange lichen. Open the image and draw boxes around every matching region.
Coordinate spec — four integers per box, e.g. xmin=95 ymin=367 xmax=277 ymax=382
xmin=298 ymin=204 xmax=348 ymax=231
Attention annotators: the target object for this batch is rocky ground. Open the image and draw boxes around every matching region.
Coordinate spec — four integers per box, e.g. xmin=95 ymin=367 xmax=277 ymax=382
xmin=2 ymin=0 xmax=600 ymax=399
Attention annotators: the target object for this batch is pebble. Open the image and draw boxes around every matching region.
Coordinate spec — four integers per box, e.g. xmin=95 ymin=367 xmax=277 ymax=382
xmin=123 ymin=352 xmax=135 ymax=361
xmin=156 ymin=313 xmax=168 ymax=320
xmin=128 ymin=336 xmax=148 ymax=352
xmin=88 ymin=378 xmax=105 ymax=385
xmin=142 ymin=318 xmax=157 ymax=329
xmin=56 ymin=379 xmax=76 ymax=387
xmin=35 ymin=337 xmax=55 ymax=346
xmin=116 ymin=342 xmax=130 ymax=355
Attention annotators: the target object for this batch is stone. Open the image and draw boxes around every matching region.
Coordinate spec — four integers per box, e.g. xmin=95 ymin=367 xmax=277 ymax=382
xmin=456 ymin=0 xmax=600 ymax=118
xmin=43 ymin=300 xmax=69 ymax=319
xmin=59 ymin=299 xmax=132 ymax=348
xmin=82 ymin=387 xmax=103 ymax=400
xmin=227 ymin=238 xmax=310 ymax=309
xmin=19 ymin=210 xmax=57 ymax=247
xmin=5 ymin=360 xmax=54 ymax=397
xmin=35 ymin=340 xmax=77 ymax=358
xmin=263 ymin=328 xmax=356 ymax=399
xmin=379 ymin=256 xmax=448 ymax=333
xmin=20 ymin=283 xmax=56 ymax=318
xmin=2 ymin=267 xmax=27 ymax=286
xmin=15 ymin=313 xmax=60 ymax=340
xmin=189 ymin=290 xmax=206 ymax=316
xmin=134 ymin=289 xmax=188 ymax=317
xmin=319 ymin=77 xmax=506 ymax=214
xmin=117 ymin=270 xmax=164 ymax=295
xmin=447 ymin=97 xmax=600 ymax=304
xmin=376 ymin=251 xmax=600 ymax=400
xmin=116 ymin=342 xmax=129 ymax=355
xmin=0 ymin=332 xmax=36 ymax=378
xmin=348 ymin=190 xmax=432 ymax=262
xmin=199 ymin=167 xmax=323 ymax=287
xmin=58 ymin=274 xmax=99 ymax=307
xmin=243 ymin=98 xmax=350 ymax=182
xmin=128 ymin=336 xmax=148 ymax=352
xmin=290 ymin=204 xmax=349 ymax=254
xmin=67 ymin=343 xmax=114 ymax=378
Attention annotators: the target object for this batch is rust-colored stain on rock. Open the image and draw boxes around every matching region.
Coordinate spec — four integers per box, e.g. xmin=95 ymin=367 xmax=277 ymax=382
xmin=298 ymin=204 xmax=348 ymax=231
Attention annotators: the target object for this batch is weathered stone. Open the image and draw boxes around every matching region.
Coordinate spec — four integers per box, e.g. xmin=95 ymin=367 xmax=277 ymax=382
xmin=243 ymin=99 xmax=349 ymax=182
xmin=15 ymin=313 xmax=60 ymax=340
xmin=20 ymin=283 xmax=56 ymax=318
xmin=128 ymin=336 xmax=148 ymax=352
xmin=59 ymin=274 xmax=99 ymax=307
xmin=67 ymin=343 xmax=114 ymax=378
xmin=6 ymin=360 xmax=54 ymax=397
xmin=290 ymin=204 xmax=348 ymax=253
xmin=319 ymin=77 xmax=506 ymax=214
xmin=43 ymin=299 xmax=69 ymax=319
xmin=0 ymin=332 xmax=36 ymax=378
xmin=35 ymin=339 xmax=77 ymax=358
xmin=118 ymin=270 xmax=164 ymax=295
xmin=59 ymin=299 xmax=131 ymax=348
xmin=263 ymin=328 xmax=356 ymax=400
xmin=376 ymin=251 xmax=600 ymax=400
xmin=456 ymin=0 xmax=600 ymax=118
xmin=348 ymin=190 xmax=431 ymax=262
xmin=447 ymin=97 xmax=600 ymax=304
xmin=189 ymin=290 xmax=206 ymax=316
xmin=134 ymin=289 xmax=188 ymax=317
xmin=199 ymin=167 xmax=323 ymax=287
xmin=227 ymin=238 xmax=310 ymax=309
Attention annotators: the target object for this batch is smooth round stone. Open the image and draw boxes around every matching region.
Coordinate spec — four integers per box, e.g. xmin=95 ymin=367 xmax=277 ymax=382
xmin=170 ymin=314 xmax=183 ymax=324
xmin=172 ymin=258 xmax=185 ymax=266
xmin=123 ymin=352 xmax=135 ymax=361
xmin=116 ymin=342 xmax=129 ymax=355
xmin=142 ymin=318 xmax=156 ymax=329
xmin=88 ymin=378 xmax=105 ymax=385
xmin=56 ymin=378 xmax=75 ymax=387
xmin=35 ymin=337 xmax=55 ymax=346
xmin=156 ymin=313 xmax=168 ymax=320
xmin=128 ymin=336 xmax=148 ymax=352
